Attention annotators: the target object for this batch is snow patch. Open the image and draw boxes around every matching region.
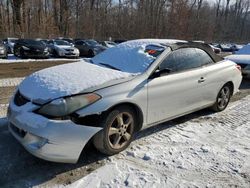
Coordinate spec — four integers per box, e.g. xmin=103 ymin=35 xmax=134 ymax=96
xmin=19 ymin=61 xmax=132 ymax=101
xmin=0 ymin=77 xmax=24 ymax=87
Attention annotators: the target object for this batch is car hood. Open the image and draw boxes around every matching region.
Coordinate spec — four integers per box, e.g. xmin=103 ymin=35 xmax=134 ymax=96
xmin=18 ymin=61 xmax=133 ymax=104
xmin=225 ymin=55 xmax=250 ymax=65
xmin=24 ymin=44 xmax=46 ymax=51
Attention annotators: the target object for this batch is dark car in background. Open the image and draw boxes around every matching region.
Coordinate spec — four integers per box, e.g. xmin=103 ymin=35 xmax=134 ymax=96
xmin=114 ymin=39 xmax=127 ymax=44
xmin=3 ymin=37 xmax=18 ymax=54
xmin=74 ymin=39 xmax=107 ymax=57
xmin=0 ymin=40 xmax=8 ymax=59
xmin=13 ymin=39 xmax=50 ymax=59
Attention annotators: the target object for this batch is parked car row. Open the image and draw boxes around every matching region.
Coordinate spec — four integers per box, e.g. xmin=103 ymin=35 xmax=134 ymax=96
xmin=225 ymin=43 xmax=250 ymax=78
xmin=211 ymin=43 xmax=244 ymax=53
xmin=0 ymin=37 xmax=122 ymax=59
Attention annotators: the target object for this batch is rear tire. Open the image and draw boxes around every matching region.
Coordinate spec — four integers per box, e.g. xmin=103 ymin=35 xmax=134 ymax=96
xmin=93 ymin=106 xmax=136 ymax=155
xmin=212 ymin=84 xmax=232 ymax=112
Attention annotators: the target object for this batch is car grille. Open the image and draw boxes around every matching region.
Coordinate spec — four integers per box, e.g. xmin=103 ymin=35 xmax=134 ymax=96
xmin=14 ymin=90 xmax=30 ymax=106
xmin=238 ymin=63 xmax=248 ymax=69
xmin=65 ymin=48 xmax=74 ymax=52
xmin=10 ymin=123 xmax=27 ymax=138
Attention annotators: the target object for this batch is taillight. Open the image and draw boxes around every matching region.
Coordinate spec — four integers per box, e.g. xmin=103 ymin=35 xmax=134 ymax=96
xmin=236 ymin=65 xmax=241 ymax=71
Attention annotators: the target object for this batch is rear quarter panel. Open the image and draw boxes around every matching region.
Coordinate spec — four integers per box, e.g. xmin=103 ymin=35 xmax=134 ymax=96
xmin=203 ymin=60 xmax=242 ymax=104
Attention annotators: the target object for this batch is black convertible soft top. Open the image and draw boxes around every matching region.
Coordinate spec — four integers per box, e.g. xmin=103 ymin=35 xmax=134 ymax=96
xmin=164 ymin=42 xmax=223 ymax=63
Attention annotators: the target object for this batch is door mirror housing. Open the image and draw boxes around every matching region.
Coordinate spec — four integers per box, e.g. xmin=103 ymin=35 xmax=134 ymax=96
xmin=149 ymin=68 xmax=172 ymax=79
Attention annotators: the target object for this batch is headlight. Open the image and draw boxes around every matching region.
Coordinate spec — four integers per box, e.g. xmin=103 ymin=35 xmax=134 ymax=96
xmin=74 ymin=48 xmax=79 ymax=53
xmin=37 ymin=93 xmax=101 ymax=117
xmin=22 ymin=46 xmax=30 ymax=50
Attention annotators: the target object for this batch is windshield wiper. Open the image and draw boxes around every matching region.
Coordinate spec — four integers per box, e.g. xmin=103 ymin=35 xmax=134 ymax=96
xmin=99 ymin=63 xmax=121 ymax=71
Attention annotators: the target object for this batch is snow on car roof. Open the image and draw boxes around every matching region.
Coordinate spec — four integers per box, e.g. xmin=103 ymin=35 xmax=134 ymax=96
xmin=92 ymin=39 xmax=187 ymax=74
xmin=235 ymin=44 xmax=250 ymax=55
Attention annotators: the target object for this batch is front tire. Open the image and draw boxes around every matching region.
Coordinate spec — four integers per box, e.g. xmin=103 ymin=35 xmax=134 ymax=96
xmin=212 ymin=84 xmax=232 ymax=112
xmin=93 ymin=106 xmax=136 ymax=155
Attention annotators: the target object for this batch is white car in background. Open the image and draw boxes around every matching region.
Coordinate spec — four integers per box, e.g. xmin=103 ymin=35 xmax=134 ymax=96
xmin=100 ymin=41 xmax=117 ymax=48
xmin=3 ymin=37 xmax=18 ymax=54
xmin=47 ymin=39 xmax=79 ymax=58
xmin=8 ymin=39 xmax=242 ymax=163
xmin=225 ymin=44 xmax=250 ymax=77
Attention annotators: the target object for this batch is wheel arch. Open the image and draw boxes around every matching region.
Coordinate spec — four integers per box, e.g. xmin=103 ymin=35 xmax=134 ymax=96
xmin=224 ymin=81 xmax=234 ymax=96
xmin=106 ymin=102 xmax=144 ymax=132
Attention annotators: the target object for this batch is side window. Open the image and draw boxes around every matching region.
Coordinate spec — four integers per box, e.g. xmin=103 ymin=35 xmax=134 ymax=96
xmin=159 ymin=48 xmax=214 ymax=73
xmin=75 ymin=41 xmax=83 ymax=45
xmin=195 ymin=48 xmax=214 ymax=66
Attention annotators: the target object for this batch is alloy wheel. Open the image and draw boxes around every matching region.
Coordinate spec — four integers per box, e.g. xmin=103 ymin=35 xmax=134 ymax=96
xmin=217 ymin=86 xmax=230 ymax=109
xmin=107 ymin=112 xmax=134 ymax=150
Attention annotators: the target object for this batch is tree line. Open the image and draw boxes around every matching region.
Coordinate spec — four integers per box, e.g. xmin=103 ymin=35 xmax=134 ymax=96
xmin=0 ymin=0 xmax=249 ymax=42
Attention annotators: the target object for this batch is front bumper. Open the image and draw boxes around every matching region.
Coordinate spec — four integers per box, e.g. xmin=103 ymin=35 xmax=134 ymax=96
xmin=7 ymin=100 xmax=102 ymax=163
xmin=23 ymin=50 xmax=50 ymax=58
xmin=0 ymin=49 xmax=7 ymax=57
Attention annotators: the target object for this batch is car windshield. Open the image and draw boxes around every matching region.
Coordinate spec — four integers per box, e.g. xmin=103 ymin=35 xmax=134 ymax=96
xmin=54 ymin=40 xmax=70 ymax=46
xmin=92 ymin=42 xmax=166 ymax=74
xmin=85 ymin=40 xmax=99 ymax=46
xmin=107 ymin=41 xmax=116 ymax=45
xmin=9 ymin=39 xmax=18 ymax=43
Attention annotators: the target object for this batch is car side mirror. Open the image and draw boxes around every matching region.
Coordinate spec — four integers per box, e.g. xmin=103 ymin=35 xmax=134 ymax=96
xmin=149 ymin=68 xmax=171 ymax=79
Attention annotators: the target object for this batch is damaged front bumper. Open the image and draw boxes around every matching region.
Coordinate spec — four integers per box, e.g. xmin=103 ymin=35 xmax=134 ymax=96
xmin=7 ymin=100 xmax=102 ymax=163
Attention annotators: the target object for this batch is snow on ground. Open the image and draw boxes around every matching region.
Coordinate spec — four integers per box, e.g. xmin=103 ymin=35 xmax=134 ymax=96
xmin=0 ymin=77 xmax=24 ymax=87
xmin=0 ymin=54 xmax=81 ymax=64
xmin=66 ymin=96 xmax=250 ymax=188
xmin=0 ymin=104 xmax=8 ymax=118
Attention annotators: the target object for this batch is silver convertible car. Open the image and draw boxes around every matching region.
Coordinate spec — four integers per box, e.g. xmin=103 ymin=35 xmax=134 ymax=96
xmin=8 ymin=39 xmax=242 ymax=163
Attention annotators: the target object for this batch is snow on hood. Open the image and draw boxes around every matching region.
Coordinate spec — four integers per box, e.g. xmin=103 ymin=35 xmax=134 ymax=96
xmin=18 ymin=61 xmax=132 ymax=103
xmin=225 ymin=55 xmax=250 ymax=65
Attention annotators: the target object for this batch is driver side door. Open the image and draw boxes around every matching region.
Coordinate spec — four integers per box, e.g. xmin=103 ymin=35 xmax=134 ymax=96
xmin=147 ymin=48 xmax=208 ymax=124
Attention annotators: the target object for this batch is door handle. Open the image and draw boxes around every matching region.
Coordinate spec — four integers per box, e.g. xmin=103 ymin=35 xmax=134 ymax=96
xmin=198 ymin=77 xmax=206 ymax=83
